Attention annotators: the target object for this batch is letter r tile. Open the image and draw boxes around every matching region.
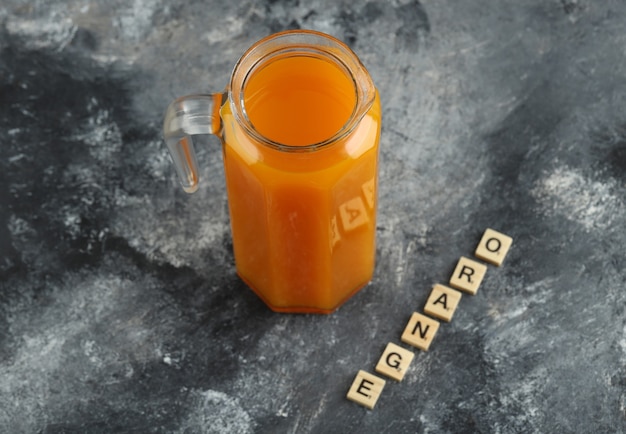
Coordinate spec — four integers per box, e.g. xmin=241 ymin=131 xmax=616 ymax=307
xmin=361 ymin=178 xmax=376 ymax=209
xmin=346 ymin=370 xmax=386 ymax=409
xmin=375 ymin=342 xmax=415 ymax=381
xmin=449 ymin=256 xmax=487 ymax=295
xmin=475 ymin=228 xmax=513 ymax=266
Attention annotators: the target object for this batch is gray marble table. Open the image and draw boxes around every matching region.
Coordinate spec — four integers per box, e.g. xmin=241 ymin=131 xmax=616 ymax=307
xmin=1 ymin=1 xmax=625 ymax=432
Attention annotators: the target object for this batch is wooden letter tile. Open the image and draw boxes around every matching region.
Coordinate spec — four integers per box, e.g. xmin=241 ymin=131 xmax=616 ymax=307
xmin=449 ymin=256 xmax=487 ymax=295
xmin=401 ymin=312 xmax=440 ymax=351
xmin=346 ymin=370 xmax=386 ymax=409
xmin=475 ymin=228 xmax=513 ymax=266
xmin=375 ymin=342 xmax=415 ymax=381
xmin=424 ymin=284 xmax=462 ymax=322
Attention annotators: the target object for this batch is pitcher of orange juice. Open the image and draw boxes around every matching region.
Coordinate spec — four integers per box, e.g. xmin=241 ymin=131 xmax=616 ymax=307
xmin=163 ymin=30 xmax=381 ymax=313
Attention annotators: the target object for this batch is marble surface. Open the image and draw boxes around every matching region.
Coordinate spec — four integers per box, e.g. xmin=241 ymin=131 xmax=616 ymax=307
xmin=1 ymin=0 xmax=625 ymax=432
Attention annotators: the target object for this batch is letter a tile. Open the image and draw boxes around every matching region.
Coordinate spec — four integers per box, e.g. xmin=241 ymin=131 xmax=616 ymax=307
xmin=449 ymin=256 xmax=487 ymax=295
xmin=401 ymin=312 xmax=440 ymax=351
xmin=475 ymin=228 xmax=513 ymax=266
xmin=424 ymin=284 xmax=462 ymax=322
xmin=375 ymin=342 xmax=415 ymax=381
xmin=346 ymin=370 xmax=386 ymax=409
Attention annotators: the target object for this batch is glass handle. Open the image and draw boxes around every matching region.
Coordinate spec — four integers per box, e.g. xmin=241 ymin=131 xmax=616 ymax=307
xmin=162 ymin=92 xmax=226 ymax=193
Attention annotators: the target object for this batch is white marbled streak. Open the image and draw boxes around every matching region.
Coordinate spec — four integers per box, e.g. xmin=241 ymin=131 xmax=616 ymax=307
xmin=178 ymin=389 xmax=253 ymax=434
xmin=531 ymin=165 xmax=625 ymax=232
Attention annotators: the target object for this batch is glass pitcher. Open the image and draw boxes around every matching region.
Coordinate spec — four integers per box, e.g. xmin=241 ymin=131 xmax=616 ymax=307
xmin=163 ymin=30 xmax=381 ymax=313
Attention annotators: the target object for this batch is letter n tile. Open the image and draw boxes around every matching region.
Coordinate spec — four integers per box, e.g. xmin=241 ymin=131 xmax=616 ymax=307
xmin=401 ymin=312 xmax=440 ymax=351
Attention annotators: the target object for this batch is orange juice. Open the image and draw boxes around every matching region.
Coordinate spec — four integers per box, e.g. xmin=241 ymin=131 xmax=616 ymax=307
xmin=243 ymin=56 xmax=356 ymax=146
xmin=220 ymin=54 xmax=381 ymax=313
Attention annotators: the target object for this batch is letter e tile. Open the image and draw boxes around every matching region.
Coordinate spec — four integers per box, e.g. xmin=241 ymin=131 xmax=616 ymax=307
xmin=346 ymin=370 xmax=386 ymax=409
xmin=339 ymin=197 xmax=369 ymax=232
xmin=475 ymin=228 xmax=513 ymax=266
xmin=375 ymin=342 xmax=415 ymax=381
xmin=401 ymin=312 xmax=440 ymax=351
xmin=449 ymin=256 xmax=487 ymax=295
xmin=424 ymin=284 xmax=462 ymax=322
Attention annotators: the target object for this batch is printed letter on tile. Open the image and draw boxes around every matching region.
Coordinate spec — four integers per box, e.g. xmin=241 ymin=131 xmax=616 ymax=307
xmin=475 ymin=228 xmax=513 ymax=266
xmin=449 ymin=256 xmax=487 ymax=295
xmin=347 ymin=370 xmax=386 ymax=409
xmin=424 ymin=284 xmax=462 ymax=322
xmin=401 ymin=312 xmax=440 ymax=351
xmin=375 ymin=342 xmax=415 ymax=381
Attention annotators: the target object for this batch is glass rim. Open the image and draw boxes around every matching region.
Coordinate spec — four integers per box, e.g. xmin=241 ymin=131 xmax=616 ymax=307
xmin=228 ymin=29 xmax=376 ymax=153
